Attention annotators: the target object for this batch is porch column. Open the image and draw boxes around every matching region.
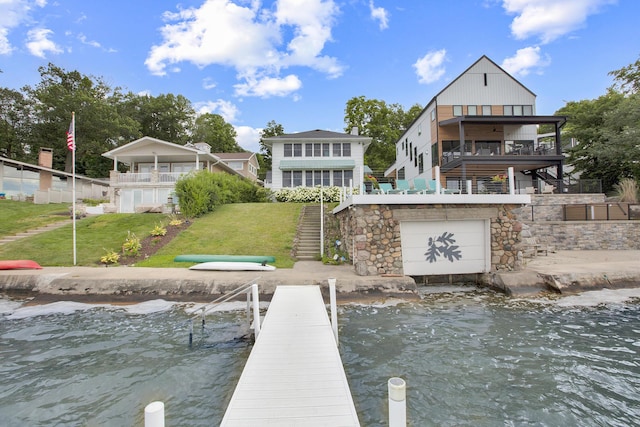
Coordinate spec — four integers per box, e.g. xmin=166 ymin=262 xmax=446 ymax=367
xmin=195 ymin=154 xmax=200 ymax=170
xmin=113 ymin=156 xmax=118 ymax=171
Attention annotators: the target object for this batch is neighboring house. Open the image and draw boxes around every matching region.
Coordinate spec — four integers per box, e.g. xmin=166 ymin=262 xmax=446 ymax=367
xmin=388 ymin=55 xmax=566 ymax=193
xmin=263 ymin=128 xmax=372 ymax=191
xmin=102 ymin=136 xmax=242 ymax=213
xmin=213 ymin=152 xmax=260 ymax=183
xmin=0 ymin=149 xmax=109 ymax=203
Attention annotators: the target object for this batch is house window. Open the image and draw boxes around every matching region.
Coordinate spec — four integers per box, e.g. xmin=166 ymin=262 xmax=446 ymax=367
xmin=305 ymin=171 xmax=313 ymax=186
xmin=293 ymin=143 xmax=302 ymax=157
xmin=453 ymin=105 xmax=463 ymax=116
xmin=414 ymin=147 xmax=418 ymax=167
xmin=293 ymin=170 xmax=302 ymax=186
xmin=503 ymin=105 xmax=513 ymax=115
xmin=333 ymin=170 xmax=343 ymax=187
xmin=418 ymin=153 xmax=424 ymax=173
xmin=314 ymin=143 xmax=321 ymax=157
xmin=482 ymin=105 xmax=492 ymax=115
xmin=305 ymin=144 xmax=313 ymax=157
xmin=283 ymin=171 xmax=292 ymax=187
xmin=322 ymin=170 xmax=330 ymax=186
xmin=228 ymin=161 xmax=243 ymax=170
xmin=513 ymin=105 xmax=523 ymax=116
xmin=409 ymin=142 xmax=413 ymax=161
xmin=523 ymin=105 xmax=533 ymax=115
xmin=467 ymin=105 xmax=477 ymax=115
xmin=430 ymin=109 xmax=436 ymax=121
xmin=284 ymin=143 xmax=292 ymax=157
xmin=398 ymin=167 xmax=405 ymax=180
xmin=322 ymin=143 xmax=330 ymax=157
xmin=342 ymin=143 xmax=351 ymax=156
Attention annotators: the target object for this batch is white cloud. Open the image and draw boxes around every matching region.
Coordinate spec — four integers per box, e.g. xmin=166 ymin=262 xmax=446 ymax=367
xmin=78 ymin=33 xmax=101 ymax=48
xmin=194 ymin=99 xmax=240 ymax=123
xmin=26 ymin=28 xmax=62 ymax=58
xmin=369 ymin=0 xmax=389 ymax=30
xmin=234 ymin=125 xmax=263 ymax=152
xmin=234 ymin=73 xmax=302 ymax=98
xmin=413 ymin=49 xmax=447 ymax=84
xmin=0 ymin=0 xmax=48 ymax=55
xmin=145 ymin=0 xmax=342 ymax=98
xmin=202 ymin=77 xmax=217 ymax=90
xmin=501 ymin=46 xmax=551 ymax=76
xmin=503 ymin=0 xmax=616 ymax=44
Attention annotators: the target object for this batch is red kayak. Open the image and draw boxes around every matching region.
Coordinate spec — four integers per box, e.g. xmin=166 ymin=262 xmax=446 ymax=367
xmin=0 ymin=260 xmax=43 ymax=270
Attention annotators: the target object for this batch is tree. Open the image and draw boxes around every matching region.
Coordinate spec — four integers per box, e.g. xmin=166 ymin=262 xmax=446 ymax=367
xmin=192 ymin=113 xmax=242 ymax=152
xmin=609 ymin=55 xmax=640 ymax=95
xmin=126 ymin=93 xmax=195 ymax=145
xmin=343 ymin=96 xmax=422 ymax=173
xmin=23 ymin=63 xmax=139 ymax=177
xmin=559 ymin=56 xmax=640 ymax=193
xmin=0 ymin=88 xmax=34 ymax=160
xmin=258 ymin=120 xmax=285 ymax=180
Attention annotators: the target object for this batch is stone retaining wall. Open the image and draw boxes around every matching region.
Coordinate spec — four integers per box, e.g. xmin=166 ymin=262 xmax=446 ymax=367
xmin=527 ymin=221 xmax=640 ymax=250
xmin=514 ymin=194 xmax=606 ymax=221
xmin=333 ymin=203 xmax=522 ymax=276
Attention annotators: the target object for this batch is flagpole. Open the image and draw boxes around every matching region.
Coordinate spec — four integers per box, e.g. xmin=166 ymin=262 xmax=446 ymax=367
xmin=71 ymin=112 xmax=77 ymax=266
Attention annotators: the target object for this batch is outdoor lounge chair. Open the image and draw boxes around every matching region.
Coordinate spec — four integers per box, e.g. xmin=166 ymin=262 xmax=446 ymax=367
xmin=373 ymin=183 xmax=393 ymax=194
xmin=388 ymin=179 xmax=410 ymax=194
xmin=410 ymin=178 xmax=435 ymax=194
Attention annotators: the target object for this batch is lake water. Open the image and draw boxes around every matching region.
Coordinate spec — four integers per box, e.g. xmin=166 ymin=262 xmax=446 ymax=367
xmin=1 ymin=287 xmax=640 ymax=426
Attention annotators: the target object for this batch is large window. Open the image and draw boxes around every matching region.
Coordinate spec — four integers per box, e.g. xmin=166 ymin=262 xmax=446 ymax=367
xmin=332 ymin=143 xmax=351 ymax=157
xmin=467 ymin=105 xmax=477 ymax=115
xmin=482 ymin=105 xmax=492 ymax=115
xmin=418 ymin=153 xmax=424 ymax=173
xmin=453 ymin=105 xmax=463 ymax=116
xmin=285 ymin=169 xmax=353 ymax=187
xmin=284 ymin=143 xmax=292 ymax=157
xmin=504 ymin=105 xmax=533 ymax=116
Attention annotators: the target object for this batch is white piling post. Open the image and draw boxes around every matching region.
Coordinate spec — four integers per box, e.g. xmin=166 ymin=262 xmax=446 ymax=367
xmin=328 ymin=278 xmax=338 ymax=345
xmin=434 ymin=166 xmax=442 ymax=194
xmin=252 ymin=284 xmax=261 ymax=338
xmin=508 ymin=167 xmax=515 ymax=194
xmin=388 ymin=377 xmax=406 ymax=427
xmin=145 ymin=401 xmax=165 ymax=427
xmin=466 ymin=179 xmax=473 ymax=194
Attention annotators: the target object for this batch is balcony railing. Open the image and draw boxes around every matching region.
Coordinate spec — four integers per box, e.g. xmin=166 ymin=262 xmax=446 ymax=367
xmin=111 ymin=171 xmax=185 ymax=185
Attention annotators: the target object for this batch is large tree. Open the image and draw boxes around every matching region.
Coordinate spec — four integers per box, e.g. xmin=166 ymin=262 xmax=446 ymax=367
xmin=258 ymin=120 xmax=285 ymax=181
xmin=0 ymin=88 xmax=34 ymax=161
xmin=192 ymin=113 xmax=242 ymax=152
xmin=560 ymin=57 xmax=640 ymax=193
xmin=126 ymin=93 xmax=195 ymax=145
xmin=343 ymin=96 xmax=422 ymax=173
xmin=23 ymin=63 xmax=139 ymax=177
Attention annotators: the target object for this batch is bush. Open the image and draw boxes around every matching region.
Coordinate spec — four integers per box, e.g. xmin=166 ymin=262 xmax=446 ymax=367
xmin=174 ymin=170 xmax=270 ymax=218
xmin=122 ymin=231 xmax=142 ymax=256
xmin=273 ymin=186 xmax=357 ymax=203
xmin=100 ymin=249 xmax=120 ymax=264
xmin=614 ymin=178 xmax=638 ymax=203
xmin=150 ymin=223 xmax=167 ymax=237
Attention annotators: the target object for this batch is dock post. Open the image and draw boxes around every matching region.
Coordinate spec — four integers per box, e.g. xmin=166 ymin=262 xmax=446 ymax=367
xmin=144 ymin=401 xmax=164 ymax=427
xmin=328 ymin=278 xmax=338 ymax=345
xmin=251 ymin=284 xmax=261 ymax=338
xmin=388 ymin=377 xmax=406 ymax=427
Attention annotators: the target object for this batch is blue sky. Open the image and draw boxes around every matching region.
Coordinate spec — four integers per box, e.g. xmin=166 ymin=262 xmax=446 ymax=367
xmin=1 ymin=0 xmax=638 ymax=153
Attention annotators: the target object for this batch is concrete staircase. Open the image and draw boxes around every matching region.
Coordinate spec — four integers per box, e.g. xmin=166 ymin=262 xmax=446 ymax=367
xmin=0 ymin=219 xmax=73 ymax=245
xmin=294 ymin=204 xmax=322 ymax=261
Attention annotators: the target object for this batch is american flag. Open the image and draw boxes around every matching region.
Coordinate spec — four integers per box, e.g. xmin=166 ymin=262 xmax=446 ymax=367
xmin=66 ymin=118 xmax=75 ymax=151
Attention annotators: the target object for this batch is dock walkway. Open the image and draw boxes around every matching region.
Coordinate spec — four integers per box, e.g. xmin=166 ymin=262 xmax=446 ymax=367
xmin=221 ymin=285 xmax=360 ymax=426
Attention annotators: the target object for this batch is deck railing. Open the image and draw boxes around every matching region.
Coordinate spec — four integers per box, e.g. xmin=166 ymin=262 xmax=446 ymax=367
xmin=112 ymin=171 xmax=185 ymax=185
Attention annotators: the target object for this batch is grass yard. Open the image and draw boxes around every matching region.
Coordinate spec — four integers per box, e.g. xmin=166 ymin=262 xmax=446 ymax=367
xmin=0 ymin=200 xmax=71 ymax=237
xmin=0 ymin=202 xmax=303 ymax=268
xmin=136 ymin=203 xmax=302 ymax=268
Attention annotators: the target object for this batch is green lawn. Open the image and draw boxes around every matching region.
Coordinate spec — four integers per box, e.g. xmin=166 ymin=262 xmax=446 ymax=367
xmin=0 ymin=202 xmax=303 ymax=268
xmin=0 ymin=200 xmax=71 ymax=237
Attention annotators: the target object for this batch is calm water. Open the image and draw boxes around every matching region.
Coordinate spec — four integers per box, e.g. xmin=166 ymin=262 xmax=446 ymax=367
xmin=1 ymin=288 xmax=640 ymax=426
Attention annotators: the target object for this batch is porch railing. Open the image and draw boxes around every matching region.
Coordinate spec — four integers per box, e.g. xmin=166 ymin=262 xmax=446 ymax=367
xmin=112 ymin=171 xmax=185 ymax=185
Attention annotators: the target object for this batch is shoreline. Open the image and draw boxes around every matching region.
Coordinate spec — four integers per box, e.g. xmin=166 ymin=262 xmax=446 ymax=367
xmin=2 ymin=251 xmax=640 ymax=304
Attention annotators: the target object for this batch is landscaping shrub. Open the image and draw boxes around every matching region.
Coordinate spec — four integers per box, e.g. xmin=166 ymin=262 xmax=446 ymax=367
xmin=273 ymin=186 xmax=357 ymax=203
xmin=174 ymin=170 xmax=270 ymax=218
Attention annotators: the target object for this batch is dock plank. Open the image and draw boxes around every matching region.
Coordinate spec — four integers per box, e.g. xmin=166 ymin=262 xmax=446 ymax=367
xmin=221 ymin=285 xmax=360 ymax=426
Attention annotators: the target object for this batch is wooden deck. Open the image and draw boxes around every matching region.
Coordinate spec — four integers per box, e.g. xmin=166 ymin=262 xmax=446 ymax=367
xmin=221 ymin=285 xmax=360 ymax=426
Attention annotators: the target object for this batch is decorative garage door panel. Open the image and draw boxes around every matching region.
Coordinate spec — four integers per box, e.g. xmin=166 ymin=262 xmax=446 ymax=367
xmin=400 ymin=220 xmax=489 ymax=275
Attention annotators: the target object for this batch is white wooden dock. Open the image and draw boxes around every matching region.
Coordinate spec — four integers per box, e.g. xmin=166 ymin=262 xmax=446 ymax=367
xmin=221 ymin=285 xmax=360 ymax=426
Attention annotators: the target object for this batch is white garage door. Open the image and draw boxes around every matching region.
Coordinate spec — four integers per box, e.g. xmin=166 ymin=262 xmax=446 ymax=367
xmin=400 ymin=220 xmax=489 ymax=275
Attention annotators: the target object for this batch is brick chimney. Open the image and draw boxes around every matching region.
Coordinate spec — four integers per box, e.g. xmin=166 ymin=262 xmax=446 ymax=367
xmin=39 ymin=147 xmax=53 ymax=190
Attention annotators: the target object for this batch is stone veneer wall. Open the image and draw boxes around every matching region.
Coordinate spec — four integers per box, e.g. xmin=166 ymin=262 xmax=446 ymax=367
xmin=513 ymin=193 xmax=640 ymax=250
xmin=333 ymin=203 xmax=523 ymax=276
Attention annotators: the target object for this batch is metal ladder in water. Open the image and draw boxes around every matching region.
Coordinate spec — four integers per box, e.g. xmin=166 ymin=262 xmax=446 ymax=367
xmin=188 ymin=280 xmax=262 ymax=347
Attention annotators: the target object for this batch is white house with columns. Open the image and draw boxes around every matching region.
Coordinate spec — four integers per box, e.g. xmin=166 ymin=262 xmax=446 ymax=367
xmin=102 ymin=136 xmax=241 ymax=213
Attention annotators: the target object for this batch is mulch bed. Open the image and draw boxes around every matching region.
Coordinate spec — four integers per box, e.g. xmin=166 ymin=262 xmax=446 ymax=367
xmin=119 ymin=221 xmax=191 ymax=265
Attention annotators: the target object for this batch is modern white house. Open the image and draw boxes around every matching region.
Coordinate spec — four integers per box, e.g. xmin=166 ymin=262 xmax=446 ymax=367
xmin=387 ymin=55 xmax=566 ymax=194
xmin=102 ymin=136 xmax=243 ymax=213
xmin=263 ymin=128 xmax=372 ymax=191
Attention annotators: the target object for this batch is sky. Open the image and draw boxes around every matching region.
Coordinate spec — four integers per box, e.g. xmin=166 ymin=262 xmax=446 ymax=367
xmin=1 ymin=0 xmax=639 ymax=153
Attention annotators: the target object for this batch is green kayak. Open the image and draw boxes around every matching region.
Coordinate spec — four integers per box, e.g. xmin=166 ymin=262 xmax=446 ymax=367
xmin=174 ymin=254 xmax=276 ymax=263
